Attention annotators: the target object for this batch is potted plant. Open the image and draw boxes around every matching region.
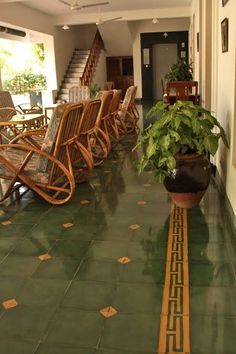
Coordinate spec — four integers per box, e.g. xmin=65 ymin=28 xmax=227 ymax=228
xmin=136 ymin=100 xmax=228 ymax=208
xmin=165 ymin=59 xmax=193 ymax=82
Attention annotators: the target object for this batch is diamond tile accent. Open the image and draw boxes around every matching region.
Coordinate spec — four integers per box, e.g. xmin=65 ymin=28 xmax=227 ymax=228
xmin=38 ymin=253 xmax=52 ymax=261
xmin=104 ymin=170 xmax=112 ymax=174
xmin=129 ymin=224 xmax=140 ymax=230
xmin=0 ymin=210 xmax=5 ymax=216
xmin=111 ymin=160 xmax=118 ymax=163
xmin=143 ymin=183 xmax=151 ymax=187
xmin=2 ymin=299 xmax=18 ymax=310
xmin=118 ymin=257 xmax=131 ymax=264
xmin=80 ymin=200 xmax=90 ymax=205
xmin=92 ymin=183 xmax=101 ymax=187
xmin=137 ymin=200 xmax=147 ymax=205
xmin=100 ymin=306 xmax=118 ymax=318
xmin=1 ymin=220 xmax=12 ymax=226
xmin=63 ymin=223 xmax=74 ymax=228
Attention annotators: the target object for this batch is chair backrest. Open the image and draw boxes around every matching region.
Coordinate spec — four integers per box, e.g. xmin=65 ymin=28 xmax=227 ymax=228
xmin=76 ymin=99 xmax=101 ymax=149
xmin=104 ymin=81 xmax=115 ymax=90
xmin=38 ymin=103 xmax=84 ymax=177
xmin=119 ymin=86 xmax=136 ymax=119
xmin=96 ymin=90 xmax=114 ymax=125
xmin=68 ymin=85 xmax=90 ymax=103
xmin=109 ymin=89 xmax=122 ymax=114
xmin=166 ymin=81 xmax=198 ymax=104
xmin=0 ymin=91 xmax=15 ymax=121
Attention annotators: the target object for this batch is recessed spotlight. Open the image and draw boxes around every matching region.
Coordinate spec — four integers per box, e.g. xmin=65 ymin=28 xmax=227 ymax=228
xmin=62 ymin=24 xmax=70 ymax=30
xmin=152 ymin=18 xmax=159 ymax=24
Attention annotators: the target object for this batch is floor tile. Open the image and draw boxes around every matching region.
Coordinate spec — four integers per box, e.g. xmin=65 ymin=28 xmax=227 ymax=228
xmin=17 ymin=278 xmax=69 ymax=307
xmin=0 ymin=255 xmax=40 ymax=278
xmin=0 ymin=224 xmax=33 ymax=238
xmin=0 ymin=306 xmax=53 ymax=341
xmin=62 ymin=281 xmax=115 ymax=310
xmin=188 ymin=243 xmax=229 ymax=262
xmin=36 ymin=344 xmax=96 ymax=354
xmin=100 ymin=313 xmax=159 ymax=352
xmin=119 ymin=260 xmax=165 ymax=284
xmin=0 ymin=339 xmax=37 ymax=354
xmin=190 ymin=286 xmax=236 ymax=315
xmin=191 ymin=316 xmax=236 ymax=354
xmin=44 ymin=308 xmax=103 ymax=347
xmin=0 ymin=276 xmax=25 ymax=302
xmin=76 ymin=259 xmax=120 ymax=283
xmin=112 ymin=283 xmax=163 ymax=314
xmin=33 ymin=258 xmax=80 ymax=280
xmin=12 ymin=237 xmax=54 ymax=256
xmin=50 ymin=240 xmax=90 ymax=259
xmin=189 ymin=261 xmax=236 ymax=286
xmin=86 ymin=241 xmax=129 ymax=260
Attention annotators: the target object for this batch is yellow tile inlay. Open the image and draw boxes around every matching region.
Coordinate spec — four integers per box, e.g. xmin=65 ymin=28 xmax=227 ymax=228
xmin=38 ymin=253 xmax=52 ymax=261
xmin=80 ymin=200 xmax=90 ymax=205
xmin=2 ymin=299 xmax=18 ymax=310
xmin=0 ymin=210 xmax=5 ymax=216
xmin=1 ymin=220 xmax=12 ymax=226
xmin=92 ymin=183 xmax=101 ymax=187
xmin=137 ymin=200 xmax=147 ymax=205
xmin=158 ymin=204 xmax=190 ymax=354
xmin=129 ymin=224 xmax=140 ymax=230
xmin=111 ymin=160 xmax=118 ymax=163
xmin=143 ymin=183 xmax=151 ymax=187
xmin=63 ymin=223 xmax=74 ymax=228
xmin=118 ymin=257 xmax=131 ymax=264
xmin=100 ymin=306 xmax=118 ymax=318
xmin=104 ymin=170 xmax=112 ymax=174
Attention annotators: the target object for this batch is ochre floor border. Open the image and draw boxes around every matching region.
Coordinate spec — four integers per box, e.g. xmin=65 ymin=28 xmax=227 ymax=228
xmin=158 ymin=204 xmax=190 ymax=354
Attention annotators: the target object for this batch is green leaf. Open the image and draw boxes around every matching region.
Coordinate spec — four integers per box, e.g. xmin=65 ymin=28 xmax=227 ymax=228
xmin=146 ymin=137 xmax=157 ymax=158
xmin=204 ymin=135 xmax=219 ymax=155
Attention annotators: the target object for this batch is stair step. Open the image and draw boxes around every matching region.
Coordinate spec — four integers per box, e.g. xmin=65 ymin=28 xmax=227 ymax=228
xmin=61 ymin=82 xmax=79 ymax=89
xmin=74 ymin=49 xmax=90 ymax=55
xmin=64 ymin=78 xmax=81 ymax=83
xmin=65 ymin=73 xmax=82 ymax=79
xmin=58 ymin=94 xmax=69 ymax=101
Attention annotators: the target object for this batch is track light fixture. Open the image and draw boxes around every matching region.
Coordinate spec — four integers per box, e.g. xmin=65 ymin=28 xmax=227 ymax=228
xmin=62 ymin=24 xmax=70 ymax=30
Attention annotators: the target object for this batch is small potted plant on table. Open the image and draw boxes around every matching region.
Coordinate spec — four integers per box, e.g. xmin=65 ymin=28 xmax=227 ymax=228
xmin=136 ymin=100 xmax=228 ymax=208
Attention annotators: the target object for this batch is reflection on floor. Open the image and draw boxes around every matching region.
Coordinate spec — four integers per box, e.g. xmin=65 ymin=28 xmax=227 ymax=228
xmin=0 ymin=126 xmax=236 ymax=353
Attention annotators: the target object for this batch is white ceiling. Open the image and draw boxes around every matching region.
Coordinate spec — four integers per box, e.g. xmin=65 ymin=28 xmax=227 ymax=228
xmin=0 ymin=0 xmax=192 ymax=25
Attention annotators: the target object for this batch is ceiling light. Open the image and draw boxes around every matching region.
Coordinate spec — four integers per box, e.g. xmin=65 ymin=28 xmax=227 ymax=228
xmin=152 ymin=18 xmax=159 ymax=24
xmin=62 ymin=24 xmax=70 ymax=30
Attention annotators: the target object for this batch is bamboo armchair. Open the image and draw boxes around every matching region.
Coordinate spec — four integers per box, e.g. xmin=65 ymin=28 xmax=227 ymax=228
xmin=115 ymin=85 xmax=139 ymax=134
xmin=90 ymin=90 xmax=114 ymax=165
xmin=0 ymin=103 xmax=85 ymax=205
xmin=0 ymin=91 xmax=44 ymax=142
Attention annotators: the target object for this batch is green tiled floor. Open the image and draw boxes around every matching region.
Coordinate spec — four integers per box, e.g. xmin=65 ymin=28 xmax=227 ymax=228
xmin=0 ymin=127 xmax=236 ymax=353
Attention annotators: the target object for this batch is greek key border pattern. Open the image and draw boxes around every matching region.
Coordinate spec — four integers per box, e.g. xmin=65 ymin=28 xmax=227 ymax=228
xmin=158 ymin=204 xmax=190 ymax=354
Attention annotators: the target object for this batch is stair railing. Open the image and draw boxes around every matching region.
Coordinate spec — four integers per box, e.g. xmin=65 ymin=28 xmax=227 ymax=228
xmin=80 ymin=30 xmax=104 ymax=87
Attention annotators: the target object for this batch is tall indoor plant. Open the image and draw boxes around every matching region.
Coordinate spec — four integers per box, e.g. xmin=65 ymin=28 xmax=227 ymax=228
xmin=137 ymin=101 xmax=228 ymax=208
xmin=165 ymin=59 xmax=193 ymax=82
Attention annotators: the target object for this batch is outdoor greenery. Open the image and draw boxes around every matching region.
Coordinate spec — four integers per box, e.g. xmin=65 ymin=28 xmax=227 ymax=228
xmin=136 ymin=100 xmax=228 ymax=182
xmin=0 ymin=40 xmax=46 ymax=93
xmin=3 ymin=69 xmax=46 ymax=94
xmin=165 ymin=60 xmax=193 ymax=82
xmin=90 ymin=83 xmax=101 ymax=98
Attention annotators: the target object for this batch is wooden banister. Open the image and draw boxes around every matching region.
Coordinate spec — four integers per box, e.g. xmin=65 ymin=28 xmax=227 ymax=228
xmin=80 ymin=30 xmax=104 ymax=87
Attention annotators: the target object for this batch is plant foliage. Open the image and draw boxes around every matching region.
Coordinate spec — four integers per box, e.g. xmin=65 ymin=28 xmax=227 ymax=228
xmin=165 ymin=60 xmax=193 ymax=82
xmin=136 ymin=101 xmax=228 ymax=182
xmin=3 ymin=69 xmax=46 ymax=94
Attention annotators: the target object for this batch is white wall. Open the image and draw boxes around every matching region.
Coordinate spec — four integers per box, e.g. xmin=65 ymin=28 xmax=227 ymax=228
xmin=129 ymin=18 xmax=190 ymax=99
xmin=92 ymin=49 xmax=107 ymax=90
xmin=98 ymin=22 xmax=133 ymax=56
xmin=191 ymin=0 xmax=236 ymax=217
xmin=214 ymin=1 xmax=236 ymax=215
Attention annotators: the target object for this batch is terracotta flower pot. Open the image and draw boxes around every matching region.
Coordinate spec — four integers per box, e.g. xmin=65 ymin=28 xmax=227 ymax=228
xmin=163 ymin=153 xmax=211 ymax=208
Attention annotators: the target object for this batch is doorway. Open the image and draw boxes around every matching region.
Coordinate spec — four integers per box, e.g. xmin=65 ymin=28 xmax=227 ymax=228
xmin=152 ymin=43 xmax=178 ymax=100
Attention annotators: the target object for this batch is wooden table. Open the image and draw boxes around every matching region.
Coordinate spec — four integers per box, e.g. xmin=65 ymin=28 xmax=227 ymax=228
xmin=0 ymin=113 xmax=44 ymax=143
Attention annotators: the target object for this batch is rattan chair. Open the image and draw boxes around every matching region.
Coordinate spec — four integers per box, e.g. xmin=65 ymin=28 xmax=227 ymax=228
xmin=0 ymin=103 xmax=85 ymax=205
xmin=115 ymin=85 xmax=139 ymax=134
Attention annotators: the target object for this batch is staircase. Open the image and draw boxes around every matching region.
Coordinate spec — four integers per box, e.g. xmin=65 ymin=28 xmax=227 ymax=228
xmin=57 ymin=49 xmax=90 ymax=102
xmin=57 ymin=31 xmax=104 ymax=102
